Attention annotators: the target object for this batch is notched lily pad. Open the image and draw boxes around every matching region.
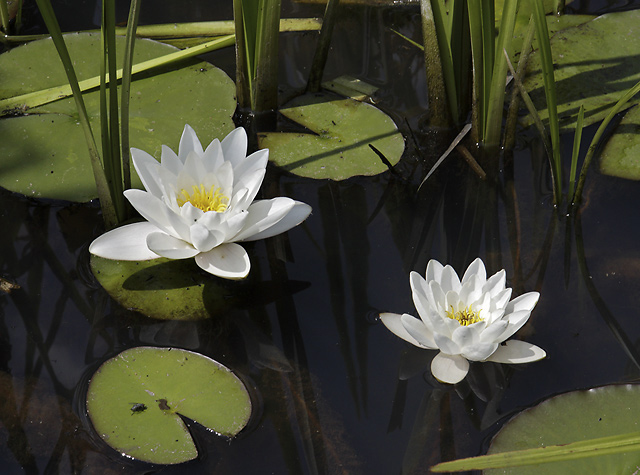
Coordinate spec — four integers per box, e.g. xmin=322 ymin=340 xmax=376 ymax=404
xmin=486 ymin=384 xmax=640 ymax=474
xmin=90 ymin=255 xmax=232 ymax=320
xmin=86 ymin=346 xmax=252 ymax=465
xmin=0 ymin=32 xmax=236 ymax=201
xmin=258 ymin=92 xmax=404 ymax=180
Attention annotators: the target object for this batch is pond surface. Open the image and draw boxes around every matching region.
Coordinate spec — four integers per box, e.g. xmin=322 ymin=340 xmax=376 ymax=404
xmin=2 ymin=0 xmax=640 ymax=473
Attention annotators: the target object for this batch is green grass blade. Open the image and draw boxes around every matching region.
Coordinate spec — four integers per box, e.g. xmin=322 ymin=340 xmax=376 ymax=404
xmin=33 ymin=0 xmax=117 ymax=228
xmin=481 ymin=0 xmax=495 ymax=129
xmin=0 ymin=35 xmax=235 ymax=114
xmin=307 ymin=0 xmax=341 ymax=93
xmin=533 ymin=0 xmax=561 ymax=204
xmin=467 ymin=0 xmax=485 ymax=142
xmin=420 ymin=0 xmax=451 ymax=127
xmin=568 ymin=105 xmax=584 ymax=198
xmin=431 ymin=431 xmax=640 ymax=472
xmin=429 ymin=0 xmax=458 ymax=122
xmin=0 ymin=1 xmax=10 ymax=34
xmin=484 ymin=0 xmax=518 ymax=147
xmin=120 ymin=0 xmax=142 ymax=193
xmin=572 ymin=79 xmax=640 ymax=206
xmin=253 ymin=0 xmax=281 ymax=111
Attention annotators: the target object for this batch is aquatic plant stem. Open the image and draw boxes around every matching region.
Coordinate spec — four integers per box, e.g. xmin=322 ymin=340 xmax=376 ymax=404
xmin=33 ymin=0 xmax=117 ymax=228
xmin=120 ymin=0 xmax=142 ymax=193
xmin=0 ymin=35 xmax=235 ymax=115
xmin=307 ymin=0 xmax=340 ymax=93
xmin=0 ymin=0 xmax=10 ymax=34
xmin=568 ymin=105 xmax=584 ymax=199
xmin=420 ymin=0 xmax=451 ymax=128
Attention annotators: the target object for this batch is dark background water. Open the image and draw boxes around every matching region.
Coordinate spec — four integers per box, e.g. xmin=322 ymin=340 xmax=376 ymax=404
xmin=2 ymin=0 xmax=640 ymax=473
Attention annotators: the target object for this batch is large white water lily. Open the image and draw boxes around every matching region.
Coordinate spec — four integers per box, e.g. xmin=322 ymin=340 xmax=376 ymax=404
xmin=89 ymin=125 xmax=312 ymax=280
xmin=380 ymin=258 xmax=545 ymax=384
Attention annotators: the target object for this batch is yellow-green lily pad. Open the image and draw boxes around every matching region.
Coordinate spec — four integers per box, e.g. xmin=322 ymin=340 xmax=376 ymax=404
xmin=599 ymin=104 xmax=640 ymax=180
xmin=523 ymin=9 xmax=640 ymax=131
xmin=258 ymin=92 xmax=404 ymax=180
xmin=485 ymin=384 xmax=640 ymax=474
xmin=90 ymin=255 xmax=233 ymax=321
xmin=86 ymin=346 xmax=252 ymax=465
xmin=0 ymin=32 xmax=236 ymax=201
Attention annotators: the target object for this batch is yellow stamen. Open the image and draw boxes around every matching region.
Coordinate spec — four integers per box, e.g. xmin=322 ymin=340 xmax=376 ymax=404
xmin=177 ymin=184 xmax=229 ymax=213
xmin=446 ymin=305 xmax=483 ymax=326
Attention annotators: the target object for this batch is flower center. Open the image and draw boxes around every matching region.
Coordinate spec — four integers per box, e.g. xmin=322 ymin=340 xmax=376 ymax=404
xmin=446 ymin=305 xmax=483 ymax=326
xmin=177 ymin=184 xmax=229 ymax=213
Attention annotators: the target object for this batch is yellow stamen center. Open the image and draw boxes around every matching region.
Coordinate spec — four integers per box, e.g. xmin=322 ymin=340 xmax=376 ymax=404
xmin=177 ymin=184 xmax=229 ymax=213
xmin=446 ymin=305 xmax=483 ymax=326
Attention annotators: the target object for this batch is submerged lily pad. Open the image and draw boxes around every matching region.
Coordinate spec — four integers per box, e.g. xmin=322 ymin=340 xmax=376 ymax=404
xmin=258 ymin=92 xmax=404 ymax=180
xmin=599 ymin=105 xmax=640 ymax=180
xmin=90 ymin=255 xmax=232 ymax=320
xmin=485 ymin=384 xmax=640 ymax=474
xmin=0 ymin=32 xmax=236 ymax=201
xmin=523 ymin=9 xmax=640 ymax=130
xmin=86 ymin=346 xmax=251 ymax=465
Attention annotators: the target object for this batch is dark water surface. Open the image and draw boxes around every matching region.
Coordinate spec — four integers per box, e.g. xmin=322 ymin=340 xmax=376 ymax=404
xmin=2 ymin=0 xmax=640 ymax=473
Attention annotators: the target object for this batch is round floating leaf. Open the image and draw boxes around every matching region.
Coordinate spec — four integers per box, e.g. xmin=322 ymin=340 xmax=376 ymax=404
xmin=258 ymin=92 xmax=404 ymax=180
xmin=90 ymin=255 xmax=232 ymax=321
xmin=86 ymin=346 xmax=252 ymax=465
xmin=485 ymin=384 xmax=640 ymax=474
xmin=0 ymin=32 xmax=236 ymax=201
xmin=600 ymin=105 xmax=640 ymax=180
xmin=522 ymin=9 xmax=640 ymax=131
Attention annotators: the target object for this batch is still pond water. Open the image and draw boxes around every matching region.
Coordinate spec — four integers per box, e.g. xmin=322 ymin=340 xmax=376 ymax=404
xmin=2 ymin=0 xmax=640 ymax=473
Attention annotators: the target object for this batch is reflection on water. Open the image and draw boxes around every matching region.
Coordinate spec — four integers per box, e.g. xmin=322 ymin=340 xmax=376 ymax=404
xmin=2 ymin=0 xmax=640 ymax=473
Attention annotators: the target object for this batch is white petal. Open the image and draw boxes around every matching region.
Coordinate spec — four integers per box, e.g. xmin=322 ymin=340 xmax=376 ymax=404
xmin=160 ymin=144 xmax=182 ymax=175
xmin=461 ymin=342 xmax=499 ymax=361
xmin=178 ymin=124 xmax=203 ymax=161
xmin=380 ymin=313 xmax=425 ymax=348
xmin=451 ymin=325 xmax=480 ymax=350
xmin=130 ymin=148 xmax=162 ymax=198
xmin=478 ymin=319 xmax=509 ymax=343
xmin=400 ymin=314 xmax=438 ymax=349
xmin=484 ymin=340 xmax=546 ymax=364
xmin=146 ymin=232 xmax=200 ymax=259
xmin=495 ymin=310 xmax=534 ymax=342
xmin=202 ymin=138 xmax=223 ymax=173
xmin=89 ymin=222 xmax=160 ymax=260
xmin=431 ymin=353 xmax=469 ymax=384
xmin=195 ymin=242 xmax=250 ymax=280
xmin=234 ymin=199 xmax=310 ymax=242
xmin=440 ymin=264 xmax=461 ymax=293
xmin=233 ymin=149 xmax=269 ymax=186
xmin=124 ymin=189 xmax=177 ymax=238
xmin=221 ymin=127 xmax=248 ymax=168
xmin=425 ymin=259 xmax=444 ymax=283
xmin=433 ymin=332 xmax=461 ymax=355
xmin=461 ymin=258 xmax=486 ymax=285
xmin=483 ymin=269 xmax=506 ymax=297
xmin=504 ymin=291 xmax=540 ymax=315
xmin=189 ymin=222 xmax=224 ymax=252
xmin=231 ymin=168 xmax=266 ymax=210
xmin=410 ymin=272 xmax=436 ymax=323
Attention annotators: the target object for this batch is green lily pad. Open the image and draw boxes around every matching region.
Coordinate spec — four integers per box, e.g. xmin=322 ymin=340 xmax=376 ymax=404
xmin=0 ymin=32 xmax=236 ymax=201
xmin=522 ymin=9 xmax=640 ymax=131
xmin=86 ymin=346 xmax=251 ymax=464
xmin=258 ymin=92 xmax=405 ymax=180
xmin=599 ymin=104 xmax=640 ymax=180
xmin=90 ymin=255 xmax=233 ymax=321
xmin=485 ymin=384 xmax=640 ymax=474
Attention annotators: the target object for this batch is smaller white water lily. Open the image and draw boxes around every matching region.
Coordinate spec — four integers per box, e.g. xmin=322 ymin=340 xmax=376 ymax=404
xmin=89 ymin=125 xmax=312 ymax=280
xmin=380 ymin=258 xmax=545 ymax=384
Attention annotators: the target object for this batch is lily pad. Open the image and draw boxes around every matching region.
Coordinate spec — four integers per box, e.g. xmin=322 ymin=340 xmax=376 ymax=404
xmin=90 ymin=255 xmax=232 ymax=321
xmin=599 ymin=104 xmax=640 ymax=180
xmin=0 ymin=32 xmax=236 ymax=201
xmin=86 ymin=346 xmax=252 ymax=465
xmin=522 ymin=9 xmax=640 ymax=131
xmin=485 ymin=384 xmax=640 ymax=474
xmin=258 ymin=92 xmax=404 ymax=180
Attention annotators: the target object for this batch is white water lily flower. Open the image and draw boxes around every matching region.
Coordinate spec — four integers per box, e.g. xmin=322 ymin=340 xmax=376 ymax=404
xmin=380 ymin=258 xmax=546 ymax=384
xmin=89 ymin=125 xmax=312 ymax=280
